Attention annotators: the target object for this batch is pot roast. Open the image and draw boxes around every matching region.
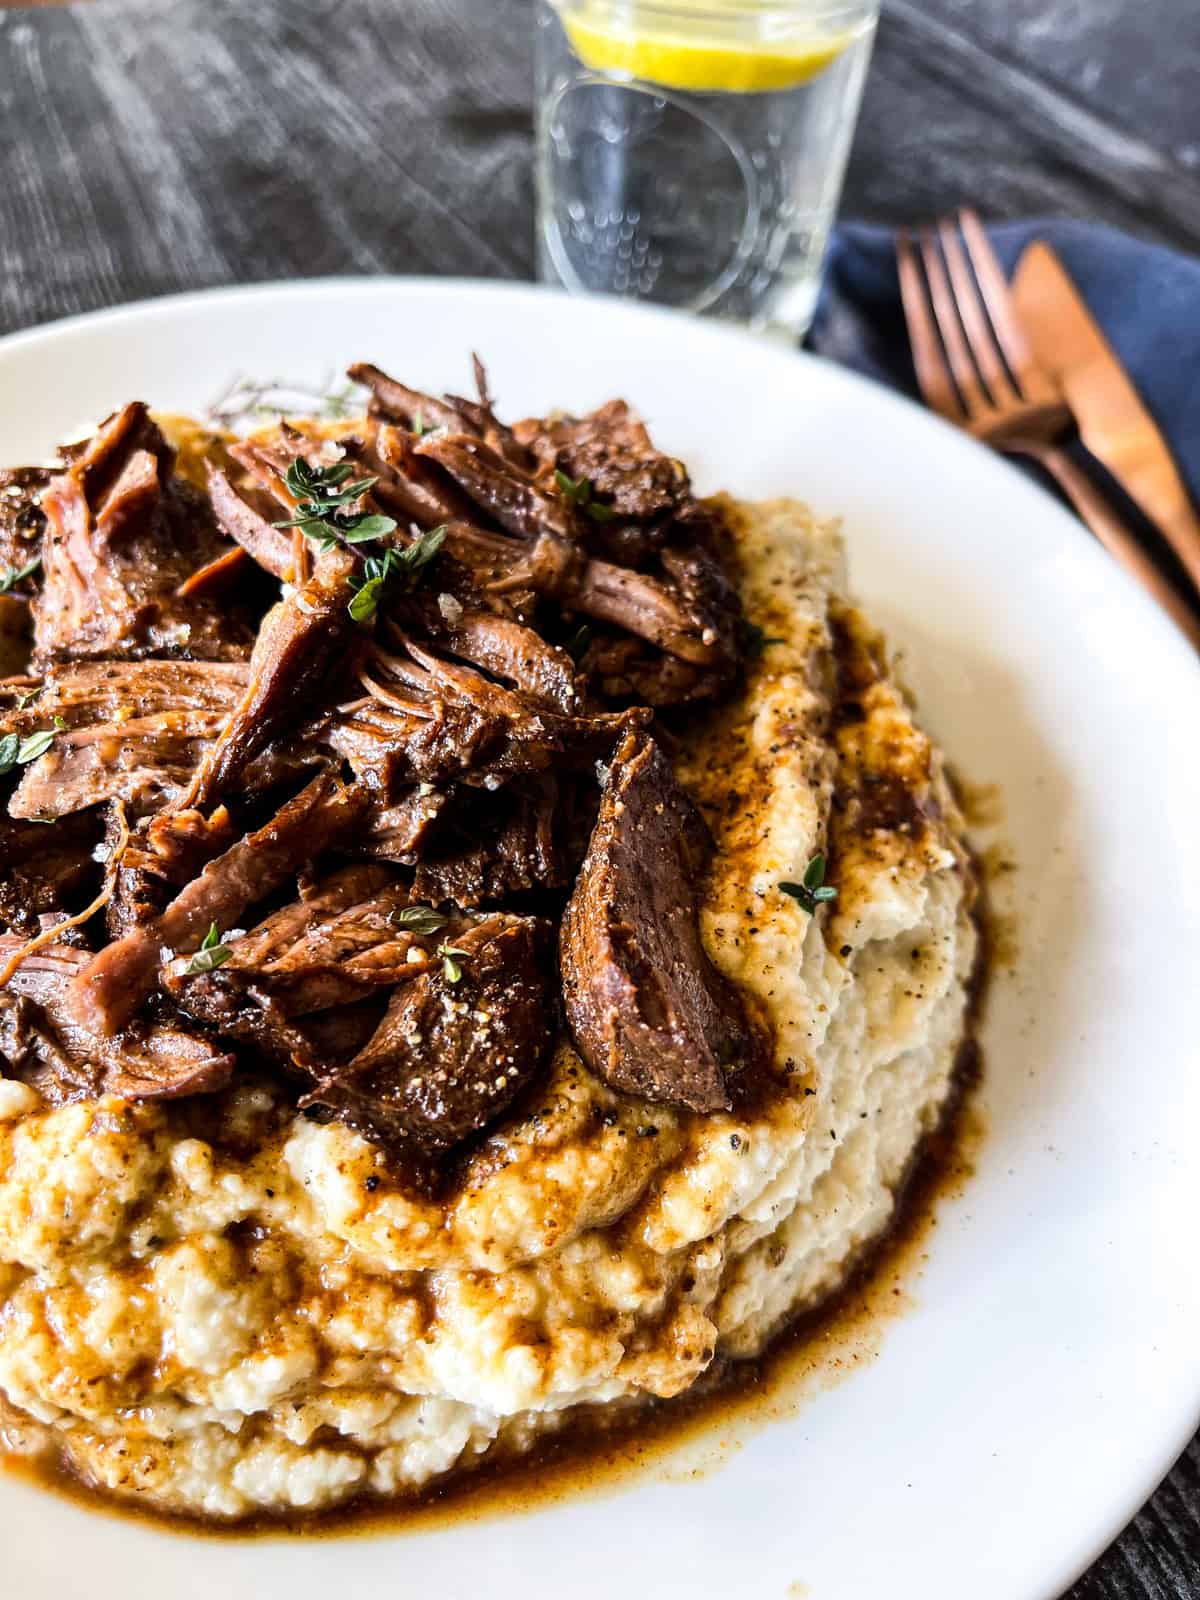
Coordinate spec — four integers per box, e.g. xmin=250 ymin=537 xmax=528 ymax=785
xmin=0 ymin=358 xmax=768 ymax=1173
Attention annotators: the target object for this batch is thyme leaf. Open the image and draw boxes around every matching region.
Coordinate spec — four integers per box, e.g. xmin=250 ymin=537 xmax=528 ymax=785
xmin=0 ymin=556 xmax=41 ymax=593
xmin=437 ymin=943 xmax=471 ymax=984
xmin=392 ymin=904 xmax=450 ymax=937
xmin=0 ymin=721 xmax=62 ymax=775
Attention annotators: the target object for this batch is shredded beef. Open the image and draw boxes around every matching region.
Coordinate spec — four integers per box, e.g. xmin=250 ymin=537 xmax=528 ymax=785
xmin=0 ymin=357 xmax=764 ymax=1171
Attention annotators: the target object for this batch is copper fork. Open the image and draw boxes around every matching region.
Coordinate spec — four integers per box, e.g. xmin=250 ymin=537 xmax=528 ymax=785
xmin=898 ymin=208 xmax=1200 ymax=649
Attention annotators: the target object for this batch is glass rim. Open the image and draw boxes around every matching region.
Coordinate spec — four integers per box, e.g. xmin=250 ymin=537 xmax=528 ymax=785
xmin=550 ymin=0 xmax=879 ymax=24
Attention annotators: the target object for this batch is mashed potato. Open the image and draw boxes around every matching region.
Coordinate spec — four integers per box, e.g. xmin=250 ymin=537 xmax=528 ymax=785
xmin=0 ymin=498 xmax=978 ymax=1520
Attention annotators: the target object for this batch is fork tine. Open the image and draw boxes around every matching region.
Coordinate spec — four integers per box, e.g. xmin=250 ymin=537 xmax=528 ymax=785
xmin=938 ymin=218 xmax=1020 ymax=405
xmin=957 ymin=209 xmax=1058 ymax=403
xmin=917 ymin=229 xmax=993 ymax=422
xmin=897 ymin=230 xmax=961 ymax=422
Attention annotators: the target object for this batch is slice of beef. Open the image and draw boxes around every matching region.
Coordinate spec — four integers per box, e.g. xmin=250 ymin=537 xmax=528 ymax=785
xmin=171 ymin=864 xmax=423 ymax=1017
xmin=349 ymin=422 xmax=478 ymax=528
xmin=574 ymin=558 xmax=728 ymax=667
xmin=0 ymin=939 xmax=234 ymax=1102
xmin=64 ymin=771 xmax=369 ymax=1035
xmin=182 ymin=549 xmax=356 ymax=811
xmin=223 ymin=863 xmax=395 ymax=964
xmin=351 ymin=354 xmax=530 ymax=469
xmin=414 ymin=433 xmax=739 ymax=691
xmin=11 ymin=708 xmax=229 ymax=822
xmin=560 ymin=731 xmax=764 ymax=1113
xmin=0 ymin=661 xmax=322 ymax=821
xmin=165 ymin=866 xmax=419 ymax=1068
xmin=107 ymin=803 xmax=237 ymax=938
xmin=0 ymin=659 xmax=249 ymax=727
xmin=205 ymin=463 xmax=295 ymax=581
xmin=581 ymin=632 xmax=727 ymax=708
xmin=356 ymin=643 xmax=649 ymax=793
xmin=415 ymin=432 xmax=579 ymax=552
xmin=336 ymin=639 xmax=647 ymax=793
xmin=33 ymin=404 xmax=254 ymax=667
xmin=0 ymin=663 xmax=250 ymax=818
xmin=302 ymin=911 xmax=552 ymax=1154
xmin=393 ymin=596 xmax=579 ymax=713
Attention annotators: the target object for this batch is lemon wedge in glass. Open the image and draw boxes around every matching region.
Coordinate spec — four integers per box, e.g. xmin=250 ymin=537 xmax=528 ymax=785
xmin=561 ymin=3 xmax=856 ymax=94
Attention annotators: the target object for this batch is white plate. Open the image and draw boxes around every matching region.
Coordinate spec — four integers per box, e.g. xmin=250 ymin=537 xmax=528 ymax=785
xmin=2 ymin=280 xmax=1198 ymax=1600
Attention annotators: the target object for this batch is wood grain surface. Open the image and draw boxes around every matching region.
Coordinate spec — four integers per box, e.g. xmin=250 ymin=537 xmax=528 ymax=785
xmin=0 ymin=1 xmax=1197 ymax=1593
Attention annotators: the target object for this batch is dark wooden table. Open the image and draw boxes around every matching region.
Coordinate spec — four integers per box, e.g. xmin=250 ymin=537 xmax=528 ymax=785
xmin=0 ymin=1 xmax=1197 ymax=1593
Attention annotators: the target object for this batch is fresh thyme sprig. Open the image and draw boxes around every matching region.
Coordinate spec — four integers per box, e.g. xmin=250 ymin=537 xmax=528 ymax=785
xmin=554 ymin=469 xmax=617 ymax=524
xmin=347 ymin=525 xmax=447 ymax=624
xmin=185 ymin=922 xmax=234 ymax=975
xmin=437 ymin=943 xmax=471 ymax=984
xmin=779 ymin=854 xmax=838 ymax=916
xmin=273 ymin=458 xmax=397 ymax=551
xmin=0 ymin=556 xmax=41 ymax=594
xmin=205 ymin=375 xmax=362 ymax=432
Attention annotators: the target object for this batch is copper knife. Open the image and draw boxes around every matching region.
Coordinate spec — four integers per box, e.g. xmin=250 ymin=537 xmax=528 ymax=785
xmin=1012 ymin=240 xmax=1200 ymax=595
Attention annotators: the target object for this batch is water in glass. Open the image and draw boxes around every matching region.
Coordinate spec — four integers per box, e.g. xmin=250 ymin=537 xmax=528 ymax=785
xmin=536 ymin=0 xmax=878 ymax=338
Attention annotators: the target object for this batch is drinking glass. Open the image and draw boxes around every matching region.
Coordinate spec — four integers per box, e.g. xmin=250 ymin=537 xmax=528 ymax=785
xmin=535 ymin=0 xmax=879 ymax=338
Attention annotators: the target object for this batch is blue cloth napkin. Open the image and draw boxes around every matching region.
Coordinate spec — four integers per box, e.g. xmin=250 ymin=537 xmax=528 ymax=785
xmin=809 ymin=219 xmax=1200 ymax=510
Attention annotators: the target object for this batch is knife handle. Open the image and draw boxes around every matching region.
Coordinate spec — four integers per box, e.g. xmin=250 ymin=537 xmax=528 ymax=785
xmin=1016 ymin=441 xmax=1200 ymax=652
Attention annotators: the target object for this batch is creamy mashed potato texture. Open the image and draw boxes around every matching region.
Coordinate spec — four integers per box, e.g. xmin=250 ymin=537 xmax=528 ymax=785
xmin=0 ymin=497 xmax=978 ymax=1520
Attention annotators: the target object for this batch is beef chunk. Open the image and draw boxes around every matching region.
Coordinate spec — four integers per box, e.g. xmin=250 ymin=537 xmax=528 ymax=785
xmin=302 ymin=912 xmax=552 ymax=1154
xmin=395 ymin=594 xmax=580 ymax=713
xmin=560 ymin=731 xmax=764 ymax=1112
xmin=361 ymin=786 xmax=450 ymax=861
xmin=0 ymin=661 xmax=250 ymax=820
xmin=107 ymin=803 xmax=237 ymax=938
xmin=326 ymin=637 xmax=646 ymax=795
xmin=205 ymin=463 xmax=295 ymax=580
xmin=348 ymin=361 xmax=476 ymax=436
xmin=34 ymin=405 xmax=254 ymax=666
xmin=171 ymin=865 xmax=423 ymax=1018
xmin=0 ymin=939 xmax=234 ymax=1102
xmin=516 ymin=399 xmax=689 ymax=525
xmin=65 ymin=771 xmax=369 ymax=1035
